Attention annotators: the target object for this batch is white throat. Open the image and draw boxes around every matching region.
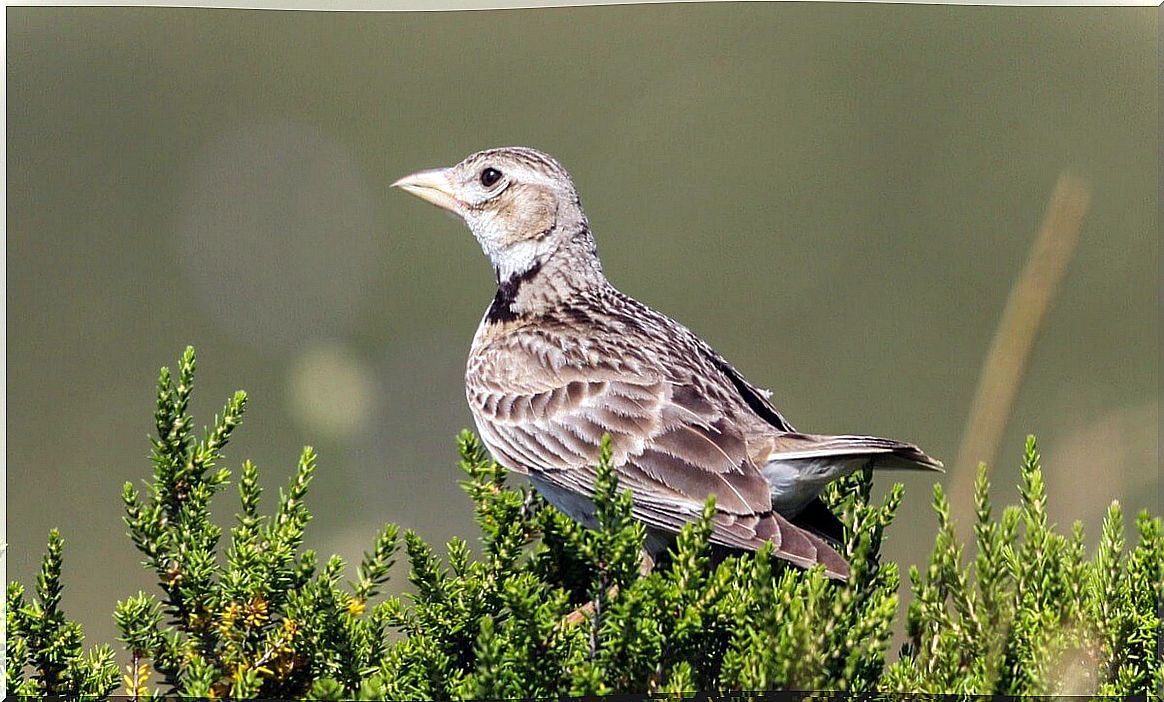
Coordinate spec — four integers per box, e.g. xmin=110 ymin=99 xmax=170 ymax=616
xmin=484 ymin=237 xmax=551 ymax=282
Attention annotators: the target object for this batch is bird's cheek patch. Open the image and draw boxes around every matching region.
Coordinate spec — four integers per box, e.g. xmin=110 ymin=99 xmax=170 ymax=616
xmin=500 ymin=187 xmax=557 ymax=246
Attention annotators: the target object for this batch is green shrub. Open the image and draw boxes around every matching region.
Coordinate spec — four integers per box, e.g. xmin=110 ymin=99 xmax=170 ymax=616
xmin=5 ymin=348 xmax=1161 ymax=697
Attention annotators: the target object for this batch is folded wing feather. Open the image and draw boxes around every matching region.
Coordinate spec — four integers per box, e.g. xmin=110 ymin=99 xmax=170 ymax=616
xmin=468 ymin=369 xmax=851 ymax=579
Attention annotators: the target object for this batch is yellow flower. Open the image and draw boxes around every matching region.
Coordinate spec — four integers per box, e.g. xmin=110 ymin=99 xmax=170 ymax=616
xmin=217 ymin=602 xmax=242 ymax=636
xmin=122 ymin=661 xmax=151 ymax=697
xmin=245 ymin=596 xmax=269 ymax=627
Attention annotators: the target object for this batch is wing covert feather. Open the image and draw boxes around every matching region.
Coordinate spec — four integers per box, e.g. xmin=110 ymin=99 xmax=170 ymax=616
xmin=470 ymin=366 xmax=774 ymax=521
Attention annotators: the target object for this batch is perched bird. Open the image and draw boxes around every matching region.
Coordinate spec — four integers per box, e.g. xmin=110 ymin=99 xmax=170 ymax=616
xmin=394 ymin=146 xmax=942 ymax=580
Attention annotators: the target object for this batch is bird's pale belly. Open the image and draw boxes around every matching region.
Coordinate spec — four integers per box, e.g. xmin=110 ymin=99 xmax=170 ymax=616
xmin=527 ymin=472 xmax=599 ymax=527
xmin=528 ymin=471 xmax=677 ymax=558
xmin=761 ymin=456 xmax=868 ymax=516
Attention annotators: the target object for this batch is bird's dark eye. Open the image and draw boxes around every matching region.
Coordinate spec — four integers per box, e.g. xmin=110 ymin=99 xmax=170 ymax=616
xmin=480 ymin=167 xmax=502 ymax=188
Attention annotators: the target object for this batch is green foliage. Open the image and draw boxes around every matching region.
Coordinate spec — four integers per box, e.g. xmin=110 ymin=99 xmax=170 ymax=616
xmin=109 ymin=346 xmax=401 ymax=698
xmin=6 ymin=530 xmax=119 ymax=697
xmin=5 ymin=348 xmax=1162 ymax=697
xmin=369 ymin=432 xmax=904 ymax=696
xmin=885 ymin=436 xmax=1163 ymax=695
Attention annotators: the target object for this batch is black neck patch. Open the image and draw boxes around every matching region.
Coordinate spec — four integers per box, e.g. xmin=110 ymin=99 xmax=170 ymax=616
xmin=486 ymin=261 xmax=544 ymax=324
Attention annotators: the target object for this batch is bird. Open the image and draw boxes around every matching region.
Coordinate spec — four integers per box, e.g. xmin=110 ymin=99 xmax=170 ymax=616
xmin=393 ymin=146 xmax=942 ymax=580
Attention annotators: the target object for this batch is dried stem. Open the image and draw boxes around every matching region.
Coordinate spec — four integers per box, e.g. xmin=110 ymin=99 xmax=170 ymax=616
xmin=132 ymin=652 xmax=140 ymax=701
xmin=951 ymin=173 xmax=1091 ymax=540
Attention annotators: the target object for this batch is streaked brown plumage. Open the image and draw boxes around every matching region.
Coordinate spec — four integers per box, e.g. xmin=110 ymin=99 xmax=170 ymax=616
xmin=394 ymin=146 xmax=942 ymax=580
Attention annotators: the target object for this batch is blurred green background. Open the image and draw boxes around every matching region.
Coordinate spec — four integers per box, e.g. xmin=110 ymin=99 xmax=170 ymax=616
xmin=7 ymin=5 xmax=1158 ymax=651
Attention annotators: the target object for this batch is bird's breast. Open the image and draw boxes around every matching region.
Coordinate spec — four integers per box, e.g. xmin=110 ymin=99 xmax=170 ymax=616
xmin=469 ymin=320 xmax=603 ymax=386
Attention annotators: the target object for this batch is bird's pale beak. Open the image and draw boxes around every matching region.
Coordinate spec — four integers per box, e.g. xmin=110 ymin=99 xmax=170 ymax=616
xmin=391 ymin=167 xmax=462 ymax=215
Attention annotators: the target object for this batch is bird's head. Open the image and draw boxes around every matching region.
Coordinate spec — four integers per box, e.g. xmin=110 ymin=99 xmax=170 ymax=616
xmin=393 ymin=147 xmax=593 ymax=281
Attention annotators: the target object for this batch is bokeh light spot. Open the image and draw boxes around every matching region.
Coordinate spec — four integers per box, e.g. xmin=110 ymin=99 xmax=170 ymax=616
xmin=286 ymin=341 xmax=375 ymax=440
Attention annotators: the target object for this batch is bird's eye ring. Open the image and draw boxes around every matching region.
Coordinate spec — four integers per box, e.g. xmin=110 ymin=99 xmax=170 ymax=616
xmin=480 ymin=167 xmax=502 ymax=188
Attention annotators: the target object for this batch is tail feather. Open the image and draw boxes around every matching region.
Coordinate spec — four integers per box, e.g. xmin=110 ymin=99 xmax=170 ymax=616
xmin=770 ymin=432 xmax=944 ymax=472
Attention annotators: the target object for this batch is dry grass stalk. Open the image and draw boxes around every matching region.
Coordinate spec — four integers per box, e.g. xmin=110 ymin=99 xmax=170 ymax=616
xmin=951 ymin=173 xmax=1091 ymax=540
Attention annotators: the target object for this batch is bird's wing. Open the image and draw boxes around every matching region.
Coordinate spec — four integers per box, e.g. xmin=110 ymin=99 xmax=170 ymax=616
xmin=468 ymin=365 xmax=849 ymax=578
xmin=698 ymin=348 xmax=797 ymax=433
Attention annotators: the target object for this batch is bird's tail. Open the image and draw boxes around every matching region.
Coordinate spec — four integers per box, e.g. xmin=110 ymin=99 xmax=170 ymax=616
xmin=769 ymin=433 xmax=944 ymax=473
xmin=761 ymin=433 xmax=943 ymax=518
